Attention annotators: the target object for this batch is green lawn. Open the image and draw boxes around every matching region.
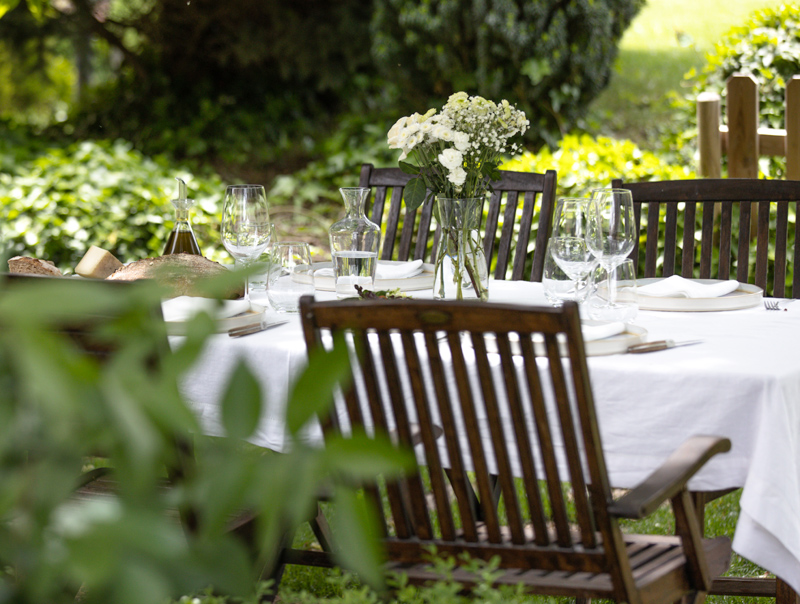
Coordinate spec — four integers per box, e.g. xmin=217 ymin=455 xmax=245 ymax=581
xmin=589 ymin=0 xmax=787 ymax=145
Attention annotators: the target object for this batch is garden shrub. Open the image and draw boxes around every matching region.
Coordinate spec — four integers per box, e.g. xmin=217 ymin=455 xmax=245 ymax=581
xmin=0 ymin=138 xmax=229 ymax=271
xmin=501 ymin=132 xmax=695 ymax=197
xmin=687 ymin=4 xmax=800 ymax=131
xmin=669 ymin=4 xmax=800 ymax=178
xmin=371 ymin=0 xmax=645 ymax=149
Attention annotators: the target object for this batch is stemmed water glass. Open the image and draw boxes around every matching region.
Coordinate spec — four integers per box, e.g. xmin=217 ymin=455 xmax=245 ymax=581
xmin=220 ymin=184 xmax=272 ymax=302
xmin=549 ymin=197 xmax=596 ymax=302
xmin=586 ymin=188 xmax=636 ymax=314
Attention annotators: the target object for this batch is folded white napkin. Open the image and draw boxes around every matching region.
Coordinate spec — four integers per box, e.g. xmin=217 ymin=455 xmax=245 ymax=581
xmin=376 ymin=259 xmax=424 ymax=279
xmin=161 ymin=296 xmax=252 ymax=323
xmin=315 ymin=260 xmax=424 ymax=281
xmin=637 ymin=275 xmax=739 ymax=298
xmin=582 ymin=321 xmax=625 ymax=342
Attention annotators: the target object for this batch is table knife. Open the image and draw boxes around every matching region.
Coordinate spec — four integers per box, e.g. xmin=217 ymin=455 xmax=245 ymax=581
xmin=627 ymin=339 xmax=703 ymax=354
xmin=228 ymin=319 xmax=289 ymax=338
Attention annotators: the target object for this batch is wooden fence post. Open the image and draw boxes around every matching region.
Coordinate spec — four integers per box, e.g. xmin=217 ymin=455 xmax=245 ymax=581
xmin=697 ymin=92 xmax=722 ymax=178
xmin=787 ymin=76 xmax=800 ymax=180
xmin=727 ymin=74 xmax=760 ymax=178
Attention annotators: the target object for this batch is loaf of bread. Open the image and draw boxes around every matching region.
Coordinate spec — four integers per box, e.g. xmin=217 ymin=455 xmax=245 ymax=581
xmin=7 ymin=256 xmax=63 ymax=277
xmin=107 ymin=254 xmax=243 ymax=299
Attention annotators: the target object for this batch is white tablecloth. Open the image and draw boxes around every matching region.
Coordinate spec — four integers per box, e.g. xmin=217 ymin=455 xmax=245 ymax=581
xmin=171 ymin=281 xmax=800 ymax=593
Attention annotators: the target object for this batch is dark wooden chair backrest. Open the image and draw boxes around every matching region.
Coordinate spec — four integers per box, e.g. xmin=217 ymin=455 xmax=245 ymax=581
xmin=300 ymin=297 xmax=645 ymax=597
xmin=611 ymin=178 xmax=800 ymax=297
xmin=358 ymin=164 xmax=557 ymax=281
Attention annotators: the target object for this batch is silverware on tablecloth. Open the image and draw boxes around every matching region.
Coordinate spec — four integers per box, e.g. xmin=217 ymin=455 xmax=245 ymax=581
xmin=228 ymin=319 xmax=289 ymax=338
xmin=764 ymin=299 xmax=795 ymax=311
xmin=627 ymin=339 xmax=703 ymax=354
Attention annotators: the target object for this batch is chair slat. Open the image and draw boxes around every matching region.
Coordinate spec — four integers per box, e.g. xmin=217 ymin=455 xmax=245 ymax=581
xmin=755 ymin=201 xmax=771 ymax=292
xmin=645 ymin=203 xmax=660 ymax=277
xmin=423 ymin=331 xmax=479 ymax=541
xmin=514 ymin=191 xmax=536 ymax=281
xmin=680 ymin=202 xmax=697 ymax=277
xmin=474 ymin=332 xmax=525 ymax=544
xmin=377 ymin=330 xmax=433 ymax=539
xmin=774 ymin=202 xmax=789 ymax=298
xmin=662 ymin=203 xmax=679 ymax=277
xmin=401 ymin=331 xmax=457 ymax=541
xmin=447 ymin=330 xmax=503 ymax=543
xmin=736 ymin=202 xmax=752 ymax=283
xmin=544 ymin=334 xmax=595 ymax=547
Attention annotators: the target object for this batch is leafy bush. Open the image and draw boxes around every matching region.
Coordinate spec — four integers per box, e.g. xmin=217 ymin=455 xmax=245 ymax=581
xmin=501 ymin=132 xmax=695 ymax=197
xmin=666 ymin=4 xmax=800 ymax=178
xmin=370 ymin=0 xmax=645 ymax=149
xmin=687 ymin=4 xmax=800 ymax=131
xmin=0 ymin=137 xmax=229 ymax=271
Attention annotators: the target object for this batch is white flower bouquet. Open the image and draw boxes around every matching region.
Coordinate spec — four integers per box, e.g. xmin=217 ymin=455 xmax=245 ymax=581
xmin=387 ymin=91 xmax=529 ymax=211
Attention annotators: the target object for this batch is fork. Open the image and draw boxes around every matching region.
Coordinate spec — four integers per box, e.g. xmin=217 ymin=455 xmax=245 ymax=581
xmin=763 ymin=299 xmax=795 ymax=311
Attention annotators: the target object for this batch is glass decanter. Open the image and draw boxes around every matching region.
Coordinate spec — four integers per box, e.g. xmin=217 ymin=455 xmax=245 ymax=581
xmin=329 ymin=187 xmax=381 ymax=297
xmin=163 ymin=178 xmax=202 ymax=255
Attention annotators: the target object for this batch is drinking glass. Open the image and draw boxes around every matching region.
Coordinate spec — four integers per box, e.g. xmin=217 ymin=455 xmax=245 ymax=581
xmin=549 ymin=197 xmax=595 ymax=296
xmin=248 ymin=223 xmax=277 ymax=294
xmin=543 ymin=240 xmax=592 ymax=306
xmin=588 ymin=259 xmax=639 ymax=322
xmin=220 ymin=185 xmax=272 ymax=301
xmin=266 ymin=242 xmax=315 ymax=313
xmin=586 ymin=188 xmax=636 ymax=312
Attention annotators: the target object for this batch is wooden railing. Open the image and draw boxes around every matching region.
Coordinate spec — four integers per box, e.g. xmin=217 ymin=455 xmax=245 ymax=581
xmin=697 ymin=73 xmax=800 ymax=179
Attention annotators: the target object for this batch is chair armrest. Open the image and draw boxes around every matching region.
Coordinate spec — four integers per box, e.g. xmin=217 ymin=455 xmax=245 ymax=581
xmin=607 ymin=435 xmax=731 ymax=519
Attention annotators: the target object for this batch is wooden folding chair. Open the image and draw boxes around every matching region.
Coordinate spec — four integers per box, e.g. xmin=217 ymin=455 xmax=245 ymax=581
xmin=359 ymin=164 xmax=557 ymax=281
xmin=611 ymin=177 xmax=800 ymax=297
xmin=282 ymin=296 xmax=732 ymax=604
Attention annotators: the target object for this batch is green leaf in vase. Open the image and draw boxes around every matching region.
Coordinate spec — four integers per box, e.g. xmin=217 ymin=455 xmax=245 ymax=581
xmin=403 ymin=177 xmax=428 ymax=212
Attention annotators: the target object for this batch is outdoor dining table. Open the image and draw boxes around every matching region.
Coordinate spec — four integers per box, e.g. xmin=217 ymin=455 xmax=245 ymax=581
xmin=170 ymin=279 xmax=800 ymax=600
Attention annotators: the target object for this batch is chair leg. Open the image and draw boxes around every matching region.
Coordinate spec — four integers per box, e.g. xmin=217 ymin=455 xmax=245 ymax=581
xmin=679 ymin=591 xmax=707 ymax=604
xmin=310 ymin=503 xmax=335 ymax=553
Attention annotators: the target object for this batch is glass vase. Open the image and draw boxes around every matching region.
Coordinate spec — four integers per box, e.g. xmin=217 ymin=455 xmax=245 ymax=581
xmin=329 ymin=187 xmax=382 ymax=298
xmin=433 ymin=197 xmax=489 ymax=300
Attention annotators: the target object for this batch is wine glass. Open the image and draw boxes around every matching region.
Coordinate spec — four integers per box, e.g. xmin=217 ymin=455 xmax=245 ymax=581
xmin=220 ymin=184 xmax=272 ymax=301
xmin=549 ymin=197 xmax=596 ymax=301
xmin=586 ymin=188 xmax=636 ymax=313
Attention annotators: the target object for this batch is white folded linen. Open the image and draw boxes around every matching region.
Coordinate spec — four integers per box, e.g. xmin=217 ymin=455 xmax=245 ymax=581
xmin=162 ymin=296 xmax=252 ymax=323
xmin=376 ymin=259 xmax=424 ymax=279
xmin=315 ymin=260 xmax=424 ymax=281
xmin=582 ymin=321 xmax=626 ymax=342
xmin=637 ymin=275 xmax=740 ymax=298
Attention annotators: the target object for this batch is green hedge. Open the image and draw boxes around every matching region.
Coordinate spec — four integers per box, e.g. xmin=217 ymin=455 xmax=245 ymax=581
xmin=1 ymin=138 xmax=228 ymax=271
xmin=501 ymin=132 xmax=695 ymax=196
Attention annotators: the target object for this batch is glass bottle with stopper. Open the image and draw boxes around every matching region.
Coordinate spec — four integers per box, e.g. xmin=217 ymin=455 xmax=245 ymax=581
xmin=163 ymin=177 xmax=202 ymax=256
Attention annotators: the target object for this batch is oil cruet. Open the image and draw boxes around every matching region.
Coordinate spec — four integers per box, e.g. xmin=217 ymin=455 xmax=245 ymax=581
xmin=163 ymin=177 xmax=202 ymax=256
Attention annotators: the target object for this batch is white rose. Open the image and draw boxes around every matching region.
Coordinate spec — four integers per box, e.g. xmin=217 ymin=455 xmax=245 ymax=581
xmin=453 ymin=131 xmax=470 ymax=152
xmin=438 ymin=148 xmax=463 ymax=171
xmin=448 ymin=166 xmax=467 ymax=187
xmin=432 ymin=125 xmax=454 ymax=141
xmin=387 ymin=116 xmax=408 ymax=141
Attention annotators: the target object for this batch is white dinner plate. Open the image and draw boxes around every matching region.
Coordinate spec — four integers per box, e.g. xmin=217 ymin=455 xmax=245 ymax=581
xmin=300 ymin=261 xmax=436 ymax=292
xmin=637 ymin=278 xmax=763 ymax=311
xmin=165 ymin=303 xmax=268 ymax=336
xmin=466 ymin=322 xmax=647 ymax=357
